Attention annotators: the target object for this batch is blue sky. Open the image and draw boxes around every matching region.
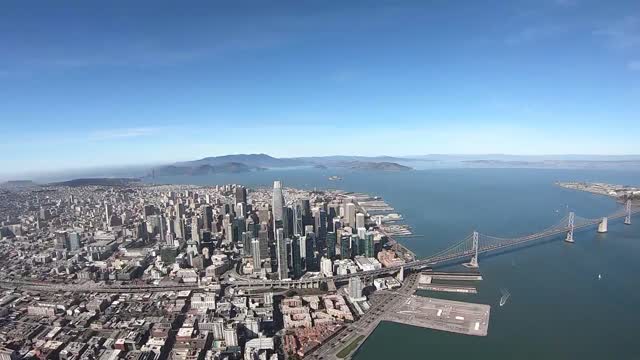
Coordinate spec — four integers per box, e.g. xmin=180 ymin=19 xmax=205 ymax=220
xmin=1 ymin=0 xmax=639 ymax=177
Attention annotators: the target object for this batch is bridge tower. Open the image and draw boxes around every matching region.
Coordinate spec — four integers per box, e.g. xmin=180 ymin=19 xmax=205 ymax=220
xmin=625 ymin=200 xmax=632 ymax=225
xmin=464 ymin=231 xmax=479 ymax=268
xmin=597 ymin=217 xmax=608 ymax=233
xmin=565 ymin=212 xmax=575 ymax=243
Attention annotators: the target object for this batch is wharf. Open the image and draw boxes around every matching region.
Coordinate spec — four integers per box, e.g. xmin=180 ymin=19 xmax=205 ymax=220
xmin=418 ymin=284 xmax=478 ymax=294
xmin=421 ymin=271 xmax=483 ymax=281
xmin=389 ymin=296 xmax=490 ymax=336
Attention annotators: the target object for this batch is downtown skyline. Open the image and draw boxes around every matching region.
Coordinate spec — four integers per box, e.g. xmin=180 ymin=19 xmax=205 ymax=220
xmin=2 ymin=0 xmax=640 ymax=176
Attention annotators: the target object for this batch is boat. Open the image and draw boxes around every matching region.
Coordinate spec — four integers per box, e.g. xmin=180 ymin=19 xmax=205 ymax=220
xmin=499 ymin=288 xmax=511 ymax=307
xmin=598 ymin=274 xmax=602 ymax=280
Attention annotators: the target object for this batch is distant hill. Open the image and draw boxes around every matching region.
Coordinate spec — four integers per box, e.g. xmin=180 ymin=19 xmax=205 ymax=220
xmin=336 ymin=161 xmax=412 ymax=171
xmin=48 ymin=178 xmax=141 ymax=187
xmin=153 ymin=162 xmax=254 ymax=176
xmin=0 ymin=180 xmax=39 ymax=191
xmin=150 ymin=154 xmax=415 ymax=177
xmin=176 ymin=153 xmax=305 ymax=168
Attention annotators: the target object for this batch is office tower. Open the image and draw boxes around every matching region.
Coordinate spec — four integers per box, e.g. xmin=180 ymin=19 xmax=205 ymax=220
xmin=326 ymin=231 xmax=337 ymax=259
xmin=226 ymin=222 xmax=235 ymax=243
xmin=202 ymin=205 xmax=213 ymax=231
xmin=272 ymin=181 xmax=285 ymax=226
xmin=223 ymin=324 xmax=238 ymax=347
xmin=143 ymin=204 xmax=155 ymax=218
xmin=327 ymin=206 xmax=338 ymax=231
xmin=315 ymin=208 xmax=327 ymax=250
xmin=245 ymin=317 xmax=260 ymax=339
xmin=340 ymin=235 xmax=351 ymax=259
xmin=174 ymin=217 xmax=185 ymax=239
xmin=293 ymin=203 xmax=304 ymax=236
xmin=348 ymin=277 xmax=364 ymax=300
xmin=104 ymin=203 xmax=113 ymax=224
xmin=333 ymin=217 xmax=341 ymax=232
xmin=364 ymin=231 xmax=375 ymax=257
xmin=356 ymin=212 xmax=365 ymax=230
xmin=251 ymin=239 xmax=261 ymax=269
xmin=247 ymin=215 xmax=259 ymax=237
xmin=351 ymin=234 xmax=360 ymax=256
xmin=212 ymin=318 xmax=225 ymax=340
xmin=258 ymin=228 xmax=270 ymax=259
xmin=291 ymin=236 xmax=303 ymax=279
xmin=320 ymin=257 xmax=333 ymax=277
xmin=234 ymin=217 xmax=245 ymax=244
xmin=276 ymin=228 xmax=288 ymax=279
xmin=242 ymin=231 xmax=252 ymax=256
xmin=175 ymin=203 xmax=184 ymax=220
xmin=235 ymin=185 xmax=247 ymax=205
xmin=192 ymin=217 xmax=201 ymax=242
xmin=299 ymin=199 xmax=312 ymax=227
xmin=305 ymin=233 xmax=317 ymax=271
xmin=236 ymin=202 xmax=246 ymax=218
xmin=346 ymin=203 xmax=356 ymax=228
xmin=68 ymin=232 xmax=81 ymax=251
xmin=284 ymin=206 xmax=293 ymax=237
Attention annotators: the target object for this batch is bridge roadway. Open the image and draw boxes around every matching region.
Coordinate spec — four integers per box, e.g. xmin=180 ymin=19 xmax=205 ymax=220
xmin=0 ymin=208 xmax=636 ymax=293
xmin=233 ymin=208 xmax=639 ymax=289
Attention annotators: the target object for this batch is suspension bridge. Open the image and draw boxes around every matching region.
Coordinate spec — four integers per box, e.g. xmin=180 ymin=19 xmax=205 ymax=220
xmin=234 ymin=200 xmax=639 ymax=289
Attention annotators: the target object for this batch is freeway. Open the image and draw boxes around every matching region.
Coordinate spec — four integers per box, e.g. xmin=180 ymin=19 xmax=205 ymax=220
xmin=305 ymin=273 xmax=420 ymax=360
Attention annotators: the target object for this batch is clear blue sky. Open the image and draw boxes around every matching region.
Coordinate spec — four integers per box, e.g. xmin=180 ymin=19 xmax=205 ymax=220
xmin=1 ymin=0 xmax=639 ymax=177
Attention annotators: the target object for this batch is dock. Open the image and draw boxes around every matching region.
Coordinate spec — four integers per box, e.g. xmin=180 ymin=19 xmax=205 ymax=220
xmin=387 ymin=296 xmax=491 ymax=336
xmin=418 ymin=284 xmax=478 ymax=294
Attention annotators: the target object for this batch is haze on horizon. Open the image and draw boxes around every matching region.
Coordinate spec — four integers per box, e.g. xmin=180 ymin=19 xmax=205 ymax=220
xmin=1 ymin=0 xmax=639 ymax=178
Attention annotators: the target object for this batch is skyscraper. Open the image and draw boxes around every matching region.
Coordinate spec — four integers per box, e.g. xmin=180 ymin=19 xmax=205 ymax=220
xmin=348 ymin=277 xmax=365 ymax=301
xmin=293 ymin=203 xmax=304 ymax=236
xmin=326 ymin=231 xmax=337 ymax=259
xmin=276 ymin=228 xmax=288 ymax=279
xmin=234 ymin=185 xmax=247 ymax=205
xmin=251 ymin=238 xmax=261 ymax=269
xmin=356 ymin=212 xmax=365 ymax=230
xmin=346 ymin=203 xmax=356 ymax=228
xmin=315 ymin=208 xmax=327 ymax=250
xmin=201 ymin=205 xmax=213 ymax=232
xmin=291 ymin=236 xmax=303 ymax=279
xmin=272 ymin=181 xmax=285 ymax=226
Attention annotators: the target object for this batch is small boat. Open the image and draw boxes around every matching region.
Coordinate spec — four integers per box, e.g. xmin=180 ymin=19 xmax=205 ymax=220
xmin=598 ymin=274 xmax=602 ymax=280
xmin=499 ymin=288 xmax=511 ymax=307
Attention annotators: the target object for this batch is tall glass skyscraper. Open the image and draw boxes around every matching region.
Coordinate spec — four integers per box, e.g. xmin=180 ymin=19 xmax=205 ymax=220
xmin=276 ymin=228 xmax=288 ymax=279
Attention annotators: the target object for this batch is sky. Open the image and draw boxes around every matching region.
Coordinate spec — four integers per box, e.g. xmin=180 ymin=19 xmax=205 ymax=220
xmin=1 ymin=0 xmax=640 ymax=178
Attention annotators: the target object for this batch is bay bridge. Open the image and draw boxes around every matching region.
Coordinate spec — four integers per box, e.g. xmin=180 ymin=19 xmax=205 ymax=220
xmin=0 ymin=201 xmax=637 ymax=293
xmin=234 ymin=200 xmax=639 ymax=289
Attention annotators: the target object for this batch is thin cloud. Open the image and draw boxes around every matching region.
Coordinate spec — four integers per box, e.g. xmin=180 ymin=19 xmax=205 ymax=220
xmin=593 ymin=16 xmax=640 ymax=49
xmin=505 ymin=25 xmax=568 ymax=45
xmin=89 ymin=127 xmax=161 ymax=140
xmin=628 ymin=60 xmax=640 ymax=71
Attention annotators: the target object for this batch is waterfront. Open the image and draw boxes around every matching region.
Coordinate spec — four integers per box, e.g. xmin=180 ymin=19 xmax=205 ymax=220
xmin=149 ymin=168 xmax=640 ymax=359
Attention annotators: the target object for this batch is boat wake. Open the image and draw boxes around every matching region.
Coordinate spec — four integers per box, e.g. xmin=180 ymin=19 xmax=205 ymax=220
xmin=499 ymin=288 xmax=511 ymax=307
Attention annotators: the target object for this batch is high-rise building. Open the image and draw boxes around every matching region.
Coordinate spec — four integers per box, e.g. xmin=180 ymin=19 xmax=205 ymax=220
xmin=223 ymin=324 xmax=238 ymax=347
xmin=356 ymin=212 xmax=365 ymax=230
xmin=291 ymin=236 xmax=303 ymax=279
xmin=340 ymin=235 xmax=351 ymax=259
xmin=251 ymin=239 xmax=261 ymax=269
xmin=235 ymin=185 xmax=247 ymax=205
xmin=348 ymin=277 xmax=365 ymax=301
xmin=175 ymin=203 xmax=184 ymax=220
xmin=320 ymin=256 xmax=333 ymax=277
xmin=272 ymin=181 xmax=285 ymax=226
xmin=104 ymin=203 xmax=113 ymax=224
xmin=305 ymin=233 xmax=317 ymax=271
xmin=346 ymin=203 xmax=356 ymax=228
xmin=276 ymin=228 xmax=288 ymax=280
xmin=201 ymin=205 xmax=213 ymax=231
xmin=315 ymin=208 xmax=327 ymax=249
xmin=326 ymin=231 xmax=337 ymax=259
xmin=192 ymin=217 xmax=201 ymax=242
xmin=364 ymin=231 xmax=375 ymax=257
xmin=293 ymin=204 xmax=304 ymax=236
xmin=212 ymin=318 xmax=224 ymax=340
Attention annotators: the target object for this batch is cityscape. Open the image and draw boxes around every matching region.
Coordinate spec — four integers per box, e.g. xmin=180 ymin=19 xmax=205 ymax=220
xmin=2 ymin=1 xmax=640 ymax=359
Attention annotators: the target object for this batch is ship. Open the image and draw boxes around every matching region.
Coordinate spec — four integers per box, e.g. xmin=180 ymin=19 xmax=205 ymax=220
xmin=499 ymin=288 xmax=511 ymax=307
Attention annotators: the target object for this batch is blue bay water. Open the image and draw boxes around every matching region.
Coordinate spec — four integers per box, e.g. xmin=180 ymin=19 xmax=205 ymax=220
xmin=148 ymin=168 xmax=640 ymax=359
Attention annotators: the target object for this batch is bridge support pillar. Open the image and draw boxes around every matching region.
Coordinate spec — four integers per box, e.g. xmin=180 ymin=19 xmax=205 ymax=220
xmin=598 ymin=217 xmax=608 ymax=233
xmin=565 ymin=212 xmax=575 ymax=243
xmin=625 ymin=200 xmax=632 ymax=225
xmin=464 ymin=231 xmax=479 ymax=268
